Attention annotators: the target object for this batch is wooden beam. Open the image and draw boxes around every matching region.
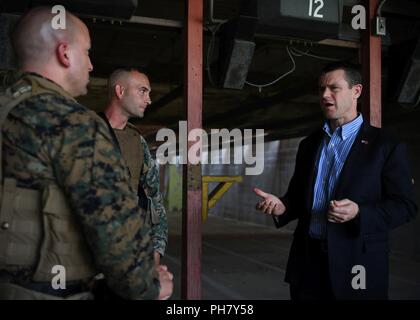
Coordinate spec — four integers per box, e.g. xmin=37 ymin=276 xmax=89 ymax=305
xmin=361 ymin=0 xmax=382 ymax=128
xmin=182 ymin=0 xmax=203 ymax=300
xmin=143 ymin=78 xmax=317 ymax=142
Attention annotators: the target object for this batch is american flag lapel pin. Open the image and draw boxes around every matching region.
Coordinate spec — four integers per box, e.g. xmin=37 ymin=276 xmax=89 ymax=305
xmin=361 ymin=139 xmax=369 ymax=144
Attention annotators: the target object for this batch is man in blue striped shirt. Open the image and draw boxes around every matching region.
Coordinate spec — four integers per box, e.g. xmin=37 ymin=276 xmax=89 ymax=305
xmin=310 ymin=112 xmax=363 ymax=239
xmin=254 ymin=62 xmax=417 ymax=300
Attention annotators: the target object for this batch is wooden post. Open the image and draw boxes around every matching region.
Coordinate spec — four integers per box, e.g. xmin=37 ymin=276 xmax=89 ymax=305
xmin=361 ymin=0 xmax=382 ymax=128
xmin=182 ymin=0 xmax=203 ymax=299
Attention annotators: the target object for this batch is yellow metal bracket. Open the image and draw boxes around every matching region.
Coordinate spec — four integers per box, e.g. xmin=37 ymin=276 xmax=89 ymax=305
xmin=202 ymin=175 xmax=243 ymax=221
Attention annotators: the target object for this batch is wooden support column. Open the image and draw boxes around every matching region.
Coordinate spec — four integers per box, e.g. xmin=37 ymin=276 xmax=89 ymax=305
xmin=361 ymin=0 xmax=382 ymax=128
xmin=182 ymin=0 xmax=203 ymax=300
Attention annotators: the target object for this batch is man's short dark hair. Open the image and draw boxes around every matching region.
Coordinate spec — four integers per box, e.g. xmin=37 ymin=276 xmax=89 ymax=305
xmin=321 ymin=61 xmax=362 ymax=88
xmin=107 ymin=67 xmax=148 ymax=96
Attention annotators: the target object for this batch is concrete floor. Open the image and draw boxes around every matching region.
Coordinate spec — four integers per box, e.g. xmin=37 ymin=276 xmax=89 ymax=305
xmin=162 ymin=211 xmax=420 ymax=300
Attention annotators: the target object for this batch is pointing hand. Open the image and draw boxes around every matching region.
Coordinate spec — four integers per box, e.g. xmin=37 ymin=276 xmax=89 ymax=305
xmin=254 ymin=187 xmax=286 ymax=216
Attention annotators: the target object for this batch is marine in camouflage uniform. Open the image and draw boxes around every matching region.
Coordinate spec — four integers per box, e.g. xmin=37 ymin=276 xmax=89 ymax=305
xmin=0 ymin=71 xmax=160 ymax=299
xmin=0 ymin=7 xmax=172 ymax=300
xmin=99 ymin=116 xmax=168 ymax=259
xmin=100 ymin=68 xmax=168 ymax=263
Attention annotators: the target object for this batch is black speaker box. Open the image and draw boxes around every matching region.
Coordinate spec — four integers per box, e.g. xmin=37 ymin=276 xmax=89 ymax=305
xmin=218 ymin=12 xmax=258 ymax=90
xmin=389 ymin=37 xmax=420 ymax=108
xmin=218 ymin=35 xmax=256 ymax=90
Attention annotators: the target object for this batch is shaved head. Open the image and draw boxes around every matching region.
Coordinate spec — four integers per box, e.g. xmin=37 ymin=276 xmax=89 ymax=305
xmin=13 ymin=6 xmax=79 ymax=66
xmin=12 ymin=6 xmax=93 ymax=97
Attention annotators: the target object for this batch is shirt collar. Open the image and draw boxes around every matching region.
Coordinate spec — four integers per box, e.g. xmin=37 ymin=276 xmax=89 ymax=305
xmin=322 ymin=113 xmax=363 ymax=140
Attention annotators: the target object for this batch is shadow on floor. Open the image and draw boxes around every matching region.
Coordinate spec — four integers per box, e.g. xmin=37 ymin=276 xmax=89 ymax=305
xmin=162 ymin=211 xmax=420 ymax=300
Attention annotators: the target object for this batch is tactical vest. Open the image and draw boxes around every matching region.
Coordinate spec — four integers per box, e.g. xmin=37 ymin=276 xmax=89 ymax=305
xmin=113 ymin=123 xmax=144 ymax=192
xmin=0 ymin=77 xmax=98 ymax=298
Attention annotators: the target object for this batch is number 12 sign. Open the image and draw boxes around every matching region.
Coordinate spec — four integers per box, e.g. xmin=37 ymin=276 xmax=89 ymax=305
xmin=257 ymin=0 xmax=343 ymax=40
xmin=280 ymin=0 xmax=342 ymax=24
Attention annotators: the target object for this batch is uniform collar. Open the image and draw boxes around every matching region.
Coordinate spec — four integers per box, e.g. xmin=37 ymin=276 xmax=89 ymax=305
xmin=11 ymin=71 xmax=76 ymax=102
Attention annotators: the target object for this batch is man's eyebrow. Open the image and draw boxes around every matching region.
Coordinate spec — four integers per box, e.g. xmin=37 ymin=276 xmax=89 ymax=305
xmin=323 ymin=81 xmax=340 ymax=86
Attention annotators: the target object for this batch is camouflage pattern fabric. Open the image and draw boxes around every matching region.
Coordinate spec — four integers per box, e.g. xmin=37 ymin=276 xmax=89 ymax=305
xmin=139 ymin=135 xmax=168 ymax=256
xmin=0 ymin=72 xmax=159 ymax=299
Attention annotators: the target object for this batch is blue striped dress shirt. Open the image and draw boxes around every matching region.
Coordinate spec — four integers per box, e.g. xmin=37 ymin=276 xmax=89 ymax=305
xmin=309 ymin=114 xmax=364 ymax=239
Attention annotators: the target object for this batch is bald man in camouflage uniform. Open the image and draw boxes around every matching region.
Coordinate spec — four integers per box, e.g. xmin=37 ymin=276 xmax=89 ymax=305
xmin=99 ymin=68 xmax=168 ymax=265
xmin=0 ymin=7 xmax=172 ymax=300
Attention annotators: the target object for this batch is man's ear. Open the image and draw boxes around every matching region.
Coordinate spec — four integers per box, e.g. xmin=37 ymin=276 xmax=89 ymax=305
xmin=115 ymin=84 xmax=125 ymax=99
xmin=56 ymin=43 xmax=70 ymax=67
xmin=353 ymin=84 xmax=363 ymax=99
